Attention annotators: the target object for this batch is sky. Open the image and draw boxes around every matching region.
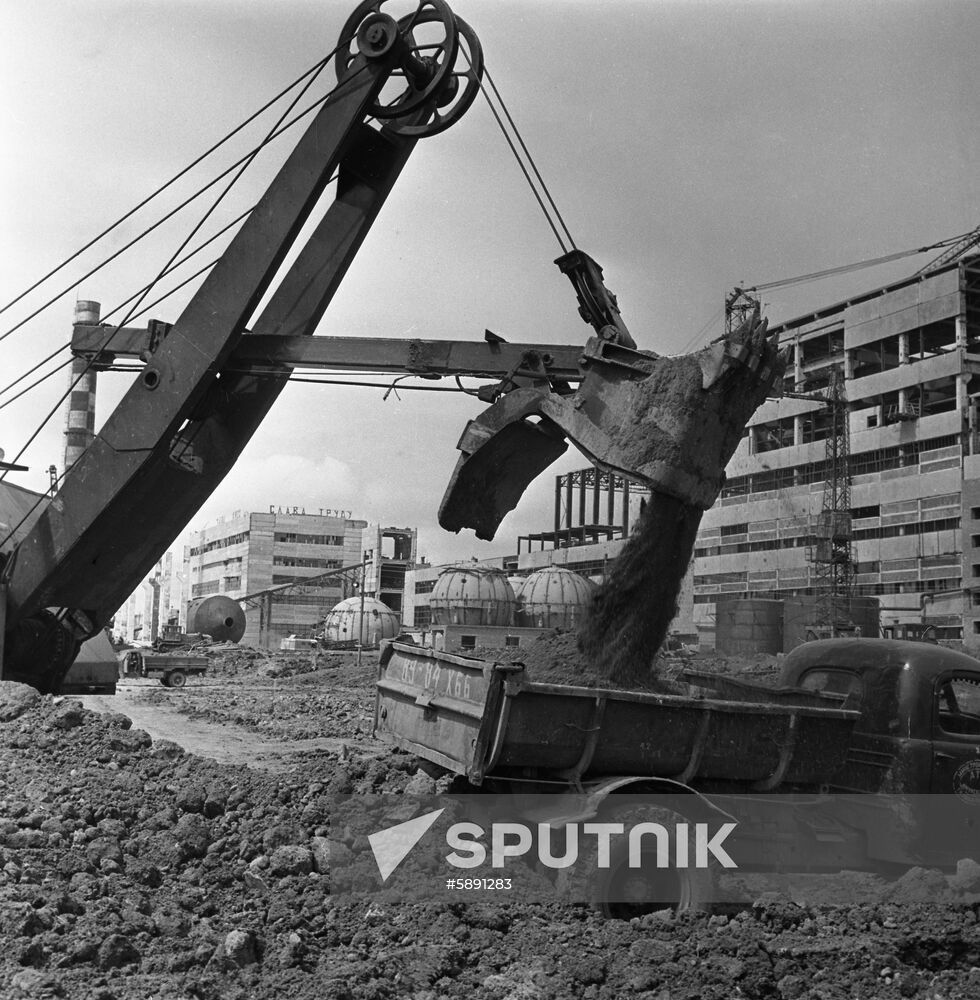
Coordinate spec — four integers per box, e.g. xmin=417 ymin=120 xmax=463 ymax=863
xmin=1 ymin=0 xmax=979 ymax=566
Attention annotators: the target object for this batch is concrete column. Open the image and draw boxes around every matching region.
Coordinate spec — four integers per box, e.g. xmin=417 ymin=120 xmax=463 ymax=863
xmin=793 ymin=340 xmax=803 ymax=389
xmin=63 ymin=300 xmax=100 ymax=475
xmin=794 ymin=414 xmax=804 ymax=446
xmin=957 ymin=372 xmax=970 ymax=413
xmin=843 ymin=349 xmax=855 ymax=380
xmin=957 ymin=313 xmax=968 ymax=350
xmin=899 ymin=332 xmax=910 ymax=365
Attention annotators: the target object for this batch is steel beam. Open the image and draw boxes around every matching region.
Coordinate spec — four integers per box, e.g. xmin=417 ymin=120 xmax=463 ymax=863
xmin=72 ymin=325 xmax=586 ymax=381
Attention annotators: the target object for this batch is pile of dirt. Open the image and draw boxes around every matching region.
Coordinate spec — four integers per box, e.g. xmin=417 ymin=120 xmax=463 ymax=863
xmin=3 ymin=682 xmax=980 ymax=998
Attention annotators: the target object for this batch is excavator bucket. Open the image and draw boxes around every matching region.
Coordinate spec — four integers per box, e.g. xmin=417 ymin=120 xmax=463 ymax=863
xmin=439 ymin=308 xmax=783 ymax=540
xmin=439 ymin=389 xmax=568 ymax=540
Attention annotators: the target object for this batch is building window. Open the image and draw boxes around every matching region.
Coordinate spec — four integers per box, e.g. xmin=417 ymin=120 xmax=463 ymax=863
xmin=460 ymin=635 xmax=477 ymax=650
xmin=191 ymin=580 xmax=221 ymax=598
xmin=505 ymin=636 xmax=521 ymax=647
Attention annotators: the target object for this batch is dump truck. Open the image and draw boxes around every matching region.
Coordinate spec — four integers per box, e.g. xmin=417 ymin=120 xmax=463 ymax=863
xmin=375 ymin=637 xmax=980 ymax=915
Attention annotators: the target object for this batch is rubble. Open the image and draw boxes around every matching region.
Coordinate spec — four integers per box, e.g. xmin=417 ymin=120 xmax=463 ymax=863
xmin=0 ymin=654 xmax=978 ymax=997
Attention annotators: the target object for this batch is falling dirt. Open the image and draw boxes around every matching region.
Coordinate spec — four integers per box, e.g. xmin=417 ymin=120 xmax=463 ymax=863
xmin=577 ymin=493 xmax=702 ymax=689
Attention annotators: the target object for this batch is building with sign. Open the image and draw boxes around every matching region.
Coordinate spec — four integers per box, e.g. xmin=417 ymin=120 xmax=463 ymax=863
xmin=181 ymin=510 xmax=418 ymax=648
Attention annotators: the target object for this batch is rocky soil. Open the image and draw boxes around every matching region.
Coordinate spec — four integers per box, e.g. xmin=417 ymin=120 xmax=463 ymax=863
xmin=2 ymin=646 xmax=980 ymax=999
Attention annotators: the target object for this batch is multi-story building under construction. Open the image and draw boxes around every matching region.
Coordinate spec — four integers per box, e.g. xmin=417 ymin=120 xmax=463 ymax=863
xmin=693 ymin=255 xmax=980 ymax=646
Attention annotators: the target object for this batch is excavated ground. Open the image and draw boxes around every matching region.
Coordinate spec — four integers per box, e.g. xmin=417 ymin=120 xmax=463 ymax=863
xmin=1 ymin=640 xmax=979 ymax=999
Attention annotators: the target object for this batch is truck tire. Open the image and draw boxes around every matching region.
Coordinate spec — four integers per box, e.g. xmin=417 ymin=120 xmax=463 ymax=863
xmin=166 ymin=670 xmax=187 ymax=688
xmin=556 ymin=804 xmax=715 ymax=919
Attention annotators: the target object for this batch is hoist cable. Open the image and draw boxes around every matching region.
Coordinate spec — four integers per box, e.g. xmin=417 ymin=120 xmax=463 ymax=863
xmin=100 ymin=206 xmax=255 ymax=324
xmin=0 ymin=343 xmax=69 ymax=401
xmin=0 ymin=357 xmax=74 ymax=412
xmin=0 ymin=54 xmax=332 ymax=320
xmin=0 ymin=212 xmax=251 ymax=401
xmin=465 ymin=53 xmax=570 ymax=254
xmin=482 ymin=67 xmax=576 ymax=252
xmin=0 ymin=43 xmax=358 ymax=516
xmin=747 ymin=232 xmax=975 ymax=293
xmin=0 ymin=64 xmax=355 ymax=350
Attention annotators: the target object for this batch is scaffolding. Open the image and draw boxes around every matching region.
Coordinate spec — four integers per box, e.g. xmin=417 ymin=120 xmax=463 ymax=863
xmin=808 ymin=366 xmax=855 ymax=634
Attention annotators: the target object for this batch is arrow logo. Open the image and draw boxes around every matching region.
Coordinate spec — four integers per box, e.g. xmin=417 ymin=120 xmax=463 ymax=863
xmin=368 ymin=808 xmax=445 ymax=882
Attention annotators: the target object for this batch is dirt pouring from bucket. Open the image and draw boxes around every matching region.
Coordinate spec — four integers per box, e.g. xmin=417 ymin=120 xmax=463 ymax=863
xmin=2 ymin=659 xmax=980 ymax=1000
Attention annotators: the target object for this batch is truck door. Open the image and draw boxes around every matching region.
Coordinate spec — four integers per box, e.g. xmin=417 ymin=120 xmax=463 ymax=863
xmin=930 ymin=672 xmax=980 ymax=796
xmin=925 ymin=672 xmax=980 ymax=865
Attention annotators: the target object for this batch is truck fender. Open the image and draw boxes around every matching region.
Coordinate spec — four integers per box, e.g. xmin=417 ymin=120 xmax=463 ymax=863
xmin=548 ymin=776 xmax=735 ymax=826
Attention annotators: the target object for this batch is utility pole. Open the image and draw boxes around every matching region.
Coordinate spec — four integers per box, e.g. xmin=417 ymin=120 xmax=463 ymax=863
xmin=356 ymin=552 xmax=368 ymax=668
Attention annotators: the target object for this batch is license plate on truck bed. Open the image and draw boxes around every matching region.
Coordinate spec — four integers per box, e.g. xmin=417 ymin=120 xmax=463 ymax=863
xmin=374 ymin=642 xmax=516 ymax=780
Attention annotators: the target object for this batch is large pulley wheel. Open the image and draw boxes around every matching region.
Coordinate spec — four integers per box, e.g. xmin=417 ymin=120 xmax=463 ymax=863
xmin=382 ymin=11 xmax=483 ymax=138
xmin=336 ymin=0 xmax=459 ymax=118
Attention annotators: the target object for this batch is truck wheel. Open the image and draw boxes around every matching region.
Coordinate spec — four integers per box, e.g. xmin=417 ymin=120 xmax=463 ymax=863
xmin=556 ymin=804 xmax=714 ymax=918
xmin=167 ymin=670 xmax=187 ymax=688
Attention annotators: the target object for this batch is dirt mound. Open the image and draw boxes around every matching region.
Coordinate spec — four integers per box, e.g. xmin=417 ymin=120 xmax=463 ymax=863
xmin=3 ymin=692 xmax=980 ymax=998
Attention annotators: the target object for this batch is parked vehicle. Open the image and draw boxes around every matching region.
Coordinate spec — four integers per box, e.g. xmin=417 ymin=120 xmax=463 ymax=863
xmin=122 ymin=650 xmax=207 ymax=688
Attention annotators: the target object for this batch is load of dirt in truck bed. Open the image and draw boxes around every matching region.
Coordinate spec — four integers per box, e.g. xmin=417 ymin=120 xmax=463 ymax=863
xmin=3 ymin=680 xmax=980 ymax=1000
xmin=474 ymin=630 xmax=694 ymax=693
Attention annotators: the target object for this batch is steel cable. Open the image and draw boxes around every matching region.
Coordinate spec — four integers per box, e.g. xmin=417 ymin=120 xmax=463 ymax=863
xmin=0 ymin=40 xmax=359 ymax=548
xmin=0 ymin=54 xmax=332 ymax=320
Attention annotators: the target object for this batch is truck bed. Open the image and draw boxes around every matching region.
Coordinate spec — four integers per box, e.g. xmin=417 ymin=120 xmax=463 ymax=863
xmin=374 ymin=642 xmax=860 ymax=788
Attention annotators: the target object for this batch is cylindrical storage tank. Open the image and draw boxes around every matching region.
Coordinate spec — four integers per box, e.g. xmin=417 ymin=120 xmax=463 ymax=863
xmin=715 ymin=598 xmax=783 ymax=656
xmin=186 ymin=595 xmax=246 ymax=643
xmin=514 ymin=567 xmax=596 ymax=628
xmin=321 ymin=596 xmax=401 ymax=647
xmin=429 ymin=566 xmax=515 ymax=626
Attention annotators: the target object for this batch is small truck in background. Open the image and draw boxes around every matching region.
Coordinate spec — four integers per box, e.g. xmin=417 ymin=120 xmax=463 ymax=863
xmin=374 ymin=637 xmax=980 ymax=915
xmin=122 ymin=649 xmax=208 ymax=688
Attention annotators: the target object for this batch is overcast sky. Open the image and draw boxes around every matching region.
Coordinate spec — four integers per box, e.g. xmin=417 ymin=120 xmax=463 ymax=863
xmin=2 ymin=0 xmax=979 ymax=566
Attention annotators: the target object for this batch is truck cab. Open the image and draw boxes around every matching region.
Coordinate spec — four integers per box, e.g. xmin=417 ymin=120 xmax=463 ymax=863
xmin=780 ymin=638 xmax=980 ymax=796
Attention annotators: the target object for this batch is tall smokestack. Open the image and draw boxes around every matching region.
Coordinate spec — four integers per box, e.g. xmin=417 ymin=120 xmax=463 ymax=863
xmin=63 ymin=300 xmax=100 ymax=475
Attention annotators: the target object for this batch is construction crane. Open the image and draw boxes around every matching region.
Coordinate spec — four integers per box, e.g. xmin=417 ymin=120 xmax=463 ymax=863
xmin=914 ymin=222 xmax=980 ymax=275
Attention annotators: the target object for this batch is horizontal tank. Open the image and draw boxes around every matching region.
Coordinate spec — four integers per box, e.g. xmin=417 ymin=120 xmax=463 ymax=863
xmin=186 ymin=595 xmax=246 ymax=643
xmin=321 ymin=596 xmax=401 ymax=647
xmin=430 ymin=566 xmax=515 ymax=627
xmin=515 ymin=566 xmax=596 ymax=629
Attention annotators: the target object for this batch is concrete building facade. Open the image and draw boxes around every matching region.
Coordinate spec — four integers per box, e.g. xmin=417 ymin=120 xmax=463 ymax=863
xmin=693 ymin=256 xmax=980 ymax=647
xmin=184 ymin=509 xmax=367 ymax=648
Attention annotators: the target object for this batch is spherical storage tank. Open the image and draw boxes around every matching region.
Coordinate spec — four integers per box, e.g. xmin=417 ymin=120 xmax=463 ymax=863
xmin=321 ymin=597 xmax=401 ymax=647
xmin=430 ymin=566 xmax=515 ymax=626
xmin=514 ymin=566 xmax=596 ymax=628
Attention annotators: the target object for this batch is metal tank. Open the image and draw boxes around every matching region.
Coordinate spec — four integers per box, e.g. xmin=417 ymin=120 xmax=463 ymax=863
xmin=430 ymin=566 xmax=516 ymax=626
xmin=186 ymin=595 xmax=246 ymax=643
xmin=321 ymin=596 xmax=401 ymax=647
xmin=715 ymin=598 xmax=784 ymax=656
xmin=514 ymin=566 xmax=596 ymax=628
